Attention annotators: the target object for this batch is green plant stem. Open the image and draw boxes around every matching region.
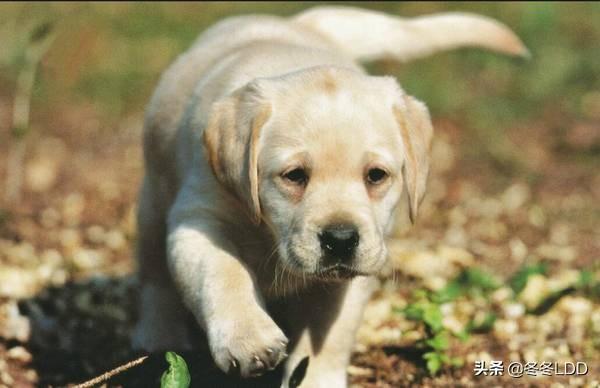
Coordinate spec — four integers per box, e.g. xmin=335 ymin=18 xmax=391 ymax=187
xmin=4 ymin=23 xmax=55 ymax=204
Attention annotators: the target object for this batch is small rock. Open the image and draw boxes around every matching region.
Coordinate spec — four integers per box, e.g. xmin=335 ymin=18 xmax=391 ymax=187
xmin=0 ymin=301 xmax=31 ymax=342
xmin=509 ymin=238 xmax=528 ymax=262
xmin=518 ymin=274 xmax=549 ymax=310
xmin=549 ymin=222 xmax=572 ymax=246
xmin=0 ymin=268 xmax=39 ymax=298
xmin=86 ymin=225 xmax=106 ymax=244
xmin=59 ymin=228 xmax=82 ymax=251
xmin=528 ymin=205 xmax=546 ymax=228
xmin=72 ymin=248 xmax=104 ymax=270
xmin=6 ymin=346 xmax=32 ymax=363
xmin=105 ymin=229 xmax=126 ymax=250
xmin=1 ymin=371 xmax=14 ymax=386
xmin=442 ymin=315 xmax=464 ymax=334
xmin=536 ymin=244 xmax=577 ymax=262
xmin=25 ymin=157 xmax=59 ymax=192
xmin=40 ymin=207 xmax=61 ymax=228
xmin=502 ymin=183 xmax=531 ymax=212
xmin=62 ymin=192 xmax=85 ymax=226
xmin=503 ymin=302 xmax=525 ymax=319
xmin=494 ymin=319 xmax=518 ymax=340
xmin=557 ymin=296 xmax=592 ymax=316
xmin=347 ymin=365 xmax=373 ymax=378
xmin=492 ymin=287 xmax=514 ymax=304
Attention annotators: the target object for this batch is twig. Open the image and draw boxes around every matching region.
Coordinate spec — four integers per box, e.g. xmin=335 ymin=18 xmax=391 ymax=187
xmin=4 ymin=22 xmax=55 ymax=204
xmin=70 ymin=355 xmax=148 ymax=388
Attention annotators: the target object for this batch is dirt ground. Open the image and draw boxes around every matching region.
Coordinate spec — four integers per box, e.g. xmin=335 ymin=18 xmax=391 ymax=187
xmin=0 ymin=92 xmax=598 ymax=388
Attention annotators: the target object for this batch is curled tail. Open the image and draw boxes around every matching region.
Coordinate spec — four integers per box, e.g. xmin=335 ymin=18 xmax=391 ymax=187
xmin=293 ymin=6 xmax=529 ymax=62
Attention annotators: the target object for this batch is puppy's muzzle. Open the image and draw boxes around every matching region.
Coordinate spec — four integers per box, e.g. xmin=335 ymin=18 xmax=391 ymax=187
xmin=319 ymin=223 xmax=359 ymax=265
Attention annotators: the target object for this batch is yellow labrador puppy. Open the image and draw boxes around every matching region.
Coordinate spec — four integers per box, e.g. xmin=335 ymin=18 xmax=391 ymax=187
xmin=133 ymin=6 xmax=526 ymax=387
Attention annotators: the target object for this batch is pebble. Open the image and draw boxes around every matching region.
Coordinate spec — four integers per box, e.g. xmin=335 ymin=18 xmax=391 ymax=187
xmin=443 ymin=225 xmax=468 ymax=247
xmin=518 ymin=274 xmax=549 ymax=310
xmin=549 ymin=222 xmax=572 ymax=245
xmin=105 ymin=229 xmax=126 ymax=250
xmin=347 ymin=365 xmax=373 ymax=377
xmin=536 ymin=244 xmax=577 ymax=262
xmin=0 ymin=371 xmax=14 ymax=386
xmin=0 ymin=301 xmax=31 ymax=341
xmin=0 ymin=268 xmax=39 ymax=298
xmin=86 ymin=225 xmax=106 ymax=244
xmin=503 ymin=302 xmax=525 ymax=319
xmin=59 ymin=229 xmax=82 ymax=251
xmin=528 ymin=205 xmax=546 ymax=228
xmin=492 ymin=287 xmax=514 ymax=304
xmin=501 ymin=182 xmax=531 ymax=212
xmin=509 ymin=238 xmax=528 ymax=262
xmin=72 ymin=249 xmax=105 ymax=270
xmin=40 ymin=207 xmax=61 ymax=228
xmin=25 ymin=156 xmax=59 ymax=192
xmin=62 ymin=192 xmax=85 ymax=226
xmin=442 ymin=315 xmax=464 ymax=334
xmin=6 ymin=346 xmax=32 ymax=363
xmin=494 ymin=319 xmax=518 ymax=339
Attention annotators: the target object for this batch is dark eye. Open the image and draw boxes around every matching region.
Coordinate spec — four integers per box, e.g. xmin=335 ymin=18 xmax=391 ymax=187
xmin=282 ymin=167 xmax=308 ymax=185
xmin=366 ymin=168 xmax=388 ymax=185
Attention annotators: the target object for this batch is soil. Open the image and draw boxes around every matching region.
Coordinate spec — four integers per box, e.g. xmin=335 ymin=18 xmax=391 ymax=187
xmin=0 ymin=99 xmax=598 ymax=387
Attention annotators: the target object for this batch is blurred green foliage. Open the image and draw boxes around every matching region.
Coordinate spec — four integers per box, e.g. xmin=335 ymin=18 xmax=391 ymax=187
xmin=0 ymin=2 xmax=598 ymax=132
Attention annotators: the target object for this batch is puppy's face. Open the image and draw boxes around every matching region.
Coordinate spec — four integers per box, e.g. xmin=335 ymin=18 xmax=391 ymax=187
xmin=204 ymin=67 xmax=432 ymax=280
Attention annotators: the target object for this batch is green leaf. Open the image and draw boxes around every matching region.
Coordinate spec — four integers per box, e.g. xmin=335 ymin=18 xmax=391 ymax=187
xmin=509 ymin=263 xmax=548 ymax=294
xmin=450 ymin=357 xmax=464 ymax=367
xmin=402 ymin=303 xmax=425 ymax=321
xmin=425 ymin=332 xmax=449 ymax=351
xmin=412 ymin=289 xmax=429 ymax=300
xmin=463 ymin=268 xmax=501 ymax=292
xmin=161 ymin=352 xmax=191 ymax=388
xmin=432 ymin=280 xmax=462 ymax=303
xmin=422 ymin=304 xmax=443 ymax=332
xmin=454 ymin=329 xmax=471 ymax=343
xmin=424 ymin=352 xmax=442 ymax=375
xmin=576 ymin=270 xmax=600 ymax=301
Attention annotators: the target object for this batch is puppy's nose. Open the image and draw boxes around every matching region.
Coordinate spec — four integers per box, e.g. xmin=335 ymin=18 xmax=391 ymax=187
xmin=319 ymin=223 xmax=359 ymax=260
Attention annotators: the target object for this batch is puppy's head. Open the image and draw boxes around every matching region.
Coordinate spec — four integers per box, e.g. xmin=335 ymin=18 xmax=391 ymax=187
xmin=203 ymin=67 xmax=432 ymax=280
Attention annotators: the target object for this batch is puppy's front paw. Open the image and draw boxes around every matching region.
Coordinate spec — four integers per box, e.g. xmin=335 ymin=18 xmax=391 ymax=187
xmin=209 ymin=311 xmax=288 ymax=378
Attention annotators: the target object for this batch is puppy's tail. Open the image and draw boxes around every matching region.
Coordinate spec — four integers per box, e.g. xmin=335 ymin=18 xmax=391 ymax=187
xmin=293 ymin=6 xmax=529 ymax=62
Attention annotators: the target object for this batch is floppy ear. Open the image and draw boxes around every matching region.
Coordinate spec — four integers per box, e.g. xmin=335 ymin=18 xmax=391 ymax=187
xmin=202 ymin=83 xmax=272 ymax=225
xmin=393 ymin=95 xmax=434 ymax=224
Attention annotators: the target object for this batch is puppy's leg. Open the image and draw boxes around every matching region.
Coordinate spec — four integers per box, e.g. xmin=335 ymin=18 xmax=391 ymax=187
xmin=132 ymin=176 xmax=193 ymax=351
xmin=281 ymin=276 xmax=378 ymax=388
xmin=167 ymin=189 xmax=288 ymax=378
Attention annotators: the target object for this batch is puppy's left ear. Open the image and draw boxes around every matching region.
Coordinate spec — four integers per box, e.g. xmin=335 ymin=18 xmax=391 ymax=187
xmin=202 ymin=82 xmax=272 ymax=225
xmin=393 ymin=94 xmax=434 ymax=224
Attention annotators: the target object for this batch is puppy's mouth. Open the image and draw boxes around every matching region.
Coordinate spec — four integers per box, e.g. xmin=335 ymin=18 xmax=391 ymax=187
xmin=284 ymin=246 xmax=371 ymax=281
xmin=316 ymin=264 xmax=367 ymax=281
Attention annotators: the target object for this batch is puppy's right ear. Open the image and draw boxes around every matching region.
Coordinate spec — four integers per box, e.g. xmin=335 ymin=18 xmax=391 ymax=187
xmin=202 ymin=83 xmax=271 ymax=225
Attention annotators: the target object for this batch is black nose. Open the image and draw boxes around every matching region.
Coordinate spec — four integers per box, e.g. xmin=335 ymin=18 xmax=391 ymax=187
xmin=319 ymin=223 xmax=359 ymax=260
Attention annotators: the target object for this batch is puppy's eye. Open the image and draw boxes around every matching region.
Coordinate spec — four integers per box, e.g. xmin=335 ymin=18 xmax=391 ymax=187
xmin=282 ymin=168 xmax=308 ymax=185
xmin=366 ymin=168 xmax=388 ymax=185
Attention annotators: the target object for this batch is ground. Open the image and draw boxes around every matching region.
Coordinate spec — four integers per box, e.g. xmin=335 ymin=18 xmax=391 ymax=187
xmin=0 ymin=3 xmax=598 ymax=388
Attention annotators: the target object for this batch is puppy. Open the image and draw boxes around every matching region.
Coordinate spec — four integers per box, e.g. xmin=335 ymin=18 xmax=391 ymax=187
xmin=132 ymin=6 xmax=526 ymax=387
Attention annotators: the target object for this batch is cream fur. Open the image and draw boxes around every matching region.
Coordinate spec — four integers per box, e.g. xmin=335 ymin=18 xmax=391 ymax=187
xmin=132 ymin=6 xmax=526 ymax=387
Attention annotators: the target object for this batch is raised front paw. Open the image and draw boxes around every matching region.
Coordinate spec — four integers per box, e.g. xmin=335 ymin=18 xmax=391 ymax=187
xmin=208 ymin=311 xmax=289 ymax=378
